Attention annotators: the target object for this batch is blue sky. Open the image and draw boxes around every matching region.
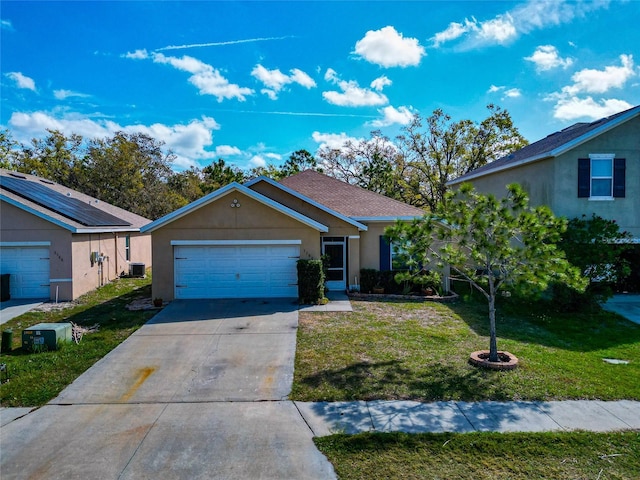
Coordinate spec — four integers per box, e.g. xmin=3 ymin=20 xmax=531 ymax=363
xmin=2 ymin=1 xmax=639 ymax=171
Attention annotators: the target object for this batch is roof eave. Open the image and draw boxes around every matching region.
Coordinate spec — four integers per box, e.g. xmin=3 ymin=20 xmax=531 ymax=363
xmin=447 ymin=105 xmax=640 ymax=186
xmin=245 ymin=176 xmax=369 ymax=231
xmin=141 ymin=182 xmax=329 ymax=233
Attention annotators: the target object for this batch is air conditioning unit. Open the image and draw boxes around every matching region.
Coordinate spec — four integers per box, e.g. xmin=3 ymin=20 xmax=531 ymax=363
xmin=129 ymin=263 xmax=146 ymax=277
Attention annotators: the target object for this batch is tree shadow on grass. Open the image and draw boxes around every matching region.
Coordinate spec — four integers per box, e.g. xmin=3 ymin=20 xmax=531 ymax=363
xmin=297 ymin=360 xmax=512 ymax=402
xmin=447 ymin=295 xmax=640 ymax=353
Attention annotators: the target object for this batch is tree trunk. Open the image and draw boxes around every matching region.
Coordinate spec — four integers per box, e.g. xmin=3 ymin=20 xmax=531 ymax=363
xmin=488 ymin=289 xmax=499 ymax=362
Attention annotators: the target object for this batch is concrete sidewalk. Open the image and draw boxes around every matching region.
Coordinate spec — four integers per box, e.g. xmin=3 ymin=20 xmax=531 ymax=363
xmin=295 ymin=399 xmax=640 ymax=435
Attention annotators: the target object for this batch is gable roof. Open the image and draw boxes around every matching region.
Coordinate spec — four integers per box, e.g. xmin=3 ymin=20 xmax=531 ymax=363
xmin=278 ymin=170 xmax=425 ymax=220
xmin=449 ymin=104 xmax=640 ymax=186
xmin=0 ymin=169 xmax=149 ymax=233
xmin=141 ymin=182 xmax=329 ymax=233
xmin=244 ymin=175 xmax=368 ymax=231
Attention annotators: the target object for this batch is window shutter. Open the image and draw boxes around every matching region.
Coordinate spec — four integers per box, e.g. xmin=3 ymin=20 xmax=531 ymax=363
xmin=379 ymin=236 xmax=391 ymax=271
xmin=577 ymin=158 xmax=590 ymax=198
xmin=613 ymin=158 xmax=626 ymax=198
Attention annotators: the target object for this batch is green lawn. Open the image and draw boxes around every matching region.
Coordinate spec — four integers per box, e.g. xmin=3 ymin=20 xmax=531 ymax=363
xmin=315 ymin=431 xmax=640 ymax=480
xmin=291 ymin=296 xmax=640 ymax=401
xmin=0 ymin=276 xmax=155 ymax=407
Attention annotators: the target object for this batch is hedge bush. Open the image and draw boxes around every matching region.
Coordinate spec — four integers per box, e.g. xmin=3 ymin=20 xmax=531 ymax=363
xmin=297 ymin=259 xmax=325 ymax=304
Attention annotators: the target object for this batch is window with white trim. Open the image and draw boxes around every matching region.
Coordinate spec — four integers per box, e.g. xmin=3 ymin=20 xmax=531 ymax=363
xmin=590 ymin=156 xmax=613 ymax=198
xmin=578 ymin=154 xmax=626 ymax=199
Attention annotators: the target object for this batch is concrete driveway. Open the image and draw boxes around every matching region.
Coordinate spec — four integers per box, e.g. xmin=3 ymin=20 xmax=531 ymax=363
xmin=0 ymin=299 xmax=336 ymax=480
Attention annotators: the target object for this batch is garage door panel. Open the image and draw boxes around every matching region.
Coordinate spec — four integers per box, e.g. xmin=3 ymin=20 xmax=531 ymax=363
xmin=0 ymin=246 xmax=50 ymax=299
xmin=174 ymin=244 xmax=299 ymax=299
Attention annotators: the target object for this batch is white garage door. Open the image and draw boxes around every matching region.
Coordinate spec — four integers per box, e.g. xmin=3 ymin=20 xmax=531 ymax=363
xmin=0 ymin=246 xmax=50 ymax=299
xmin=174 ymin=243 xmax=300 ymax=299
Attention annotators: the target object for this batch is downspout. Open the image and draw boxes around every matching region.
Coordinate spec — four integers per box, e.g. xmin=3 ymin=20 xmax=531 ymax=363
xmin=114 ymin=233 xmax=119 ymax=277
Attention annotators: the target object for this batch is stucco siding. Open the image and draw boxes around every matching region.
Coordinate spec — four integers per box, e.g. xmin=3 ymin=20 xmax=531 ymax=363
xmin=466 ymin=157 xmax=555 ymax=208
xmin=150 ymin=191 xmax=321 ymax=300
xmin=70 ymin=232 xmax=152 ymax=300
xmin=462 ymin=115 xmax=639 ymax=238
xmin=552 ymin=116 xmax=639 ymax=237
xmin=1 ymin=201 xmax=73 ymax=299
xmin=360 ymin=222 xmax=394 ymax=270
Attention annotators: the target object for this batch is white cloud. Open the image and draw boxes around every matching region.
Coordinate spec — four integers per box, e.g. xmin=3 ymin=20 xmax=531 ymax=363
xmin=525 ymin=45 xmax=573 ymax=71
xmin=123 ymin=49 xmax=149 ymax=60
xmin=312 ymin=131 xmax=361 ymax=150
xmin=248 ymin=155 xmax=267 ymax=168
xmin=8 ymin=111 xmax=224 ymax=170
xmin=370 ymin=76 xmax=392 ymax=91
xmin=488 ymin=85 xmax=521 ymax=99
xmin=431 ymin=0 xmax=611 ymax=49
xmin=504 ymin=88 xmax=522 ymax=98
xmin=478 ymin=15 xmax=517 ymax=44
xmin=564 ymin=54 xmax=636 ymax=95
xmin=214 ymin=145 xmax=242 ymax=156
xmin=152 ymin=53 xmax=254 ymax=102
xmin=6 ymin=72 xmax=36 ymax=91
xmin=552 ymin=97 xmax=633 ymax=121
xmin=370 ymin=105 xmax=415 ymax=127
xmin=251 ymin=64 xmax=316 ymax=99
xmin=54 ymin=89 xmax=91 ymax=100
xmin=1 ymin=19 xmax=14 ymax=30
xmin=353 ymin=26 xmax=425 ymax=68
xmin=431 ymin=19 xmax=476 ymax=47
xmin=322 ymin=69 xmax=388 ymax=107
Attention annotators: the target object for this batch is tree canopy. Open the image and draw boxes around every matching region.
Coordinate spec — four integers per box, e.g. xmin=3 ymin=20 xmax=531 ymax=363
xmin=386 ymin=183 xmax=586 ymax=362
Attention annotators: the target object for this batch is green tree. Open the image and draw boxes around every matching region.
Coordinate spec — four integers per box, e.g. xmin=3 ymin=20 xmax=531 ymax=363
xmin=280 ymin=149 xmax=323 ymax=178
xmin=386 ymin=183 xmax=586 ymax=363
xmin=316 ymin=130 xmax=407 ymax=200
xmin=200 ymin=158 xmax=245 ymax=194
xmin=81 ymin=132 xmax=178 ymax=219
xmin=0 ymin=129 xmax=20 ymax=169
xmin=9 ymin=129 xmax=85 ymax=187
xmin=396 ymin=105 xmax=528 ymax=210
xmin=555 ymin=214 xmax=631 ymax=308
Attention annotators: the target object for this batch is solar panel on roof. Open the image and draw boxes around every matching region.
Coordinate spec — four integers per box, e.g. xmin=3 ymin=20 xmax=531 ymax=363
xmin=0 ymin=175 xmax=132 ymax=227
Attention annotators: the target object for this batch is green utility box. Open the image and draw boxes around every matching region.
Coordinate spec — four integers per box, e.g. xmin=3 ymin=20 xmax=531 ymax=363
xmin=22 ymin=323 xmax=72 ymax=352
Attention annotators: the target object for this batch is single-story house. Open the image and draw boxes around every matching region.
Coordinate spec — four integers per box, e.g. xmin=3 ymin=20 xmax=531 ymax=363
xmin=0 ymin=169 xmax=152 ymax=301
xmin=142 ymin=170 xmax=425 ymax=300
xmin=448 ymin=104 xmax=639 ymax=241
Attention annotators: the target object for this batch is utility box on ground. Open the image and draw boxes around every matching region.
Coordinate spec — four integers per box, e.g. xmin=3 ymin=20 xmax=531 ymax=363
xmin=22 ymin=323 xmax=72 ymax=352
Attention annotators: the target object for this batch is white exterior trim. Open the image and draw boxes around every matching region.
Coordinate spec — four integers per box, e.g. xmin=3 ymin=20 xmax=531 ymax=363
xmin=1 ymin=195 xmax=142 ymax=234
xmin=348 ymin=235 xmax=360 ymax=239
xmin=1 ymin=195 xmax=76 ymax=232
xmin=171 ymin=240 xmax=302 ymax=246
xmin=448 ymin=106 xmax=640 ymax=186
xmin=0 ymin=241 xmax=51 ymax=247
xmin=245 ymin=176 xmax=369 ymax=231
xmin=352 ymin=216 xmax=422 ymax=222
xmin=141 ymin=182 xmax=328 ymax=233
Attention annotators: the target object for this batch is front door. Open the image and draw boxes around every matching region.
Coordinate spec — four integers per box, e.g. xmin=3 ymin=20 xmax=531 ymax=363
xmin=322 ymin=238 xmax=346 ymax=291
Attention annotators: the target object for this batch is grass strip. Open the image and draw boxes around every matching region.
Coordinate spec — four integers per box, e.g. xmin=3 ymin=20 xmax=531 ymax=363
xmin=315 ymin=431 xmax=640 ymax=480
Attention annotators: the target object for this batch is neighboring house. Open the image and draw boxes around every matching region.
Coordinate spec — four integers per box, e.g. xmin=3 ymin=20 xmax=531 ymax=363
xmin=0 ymin=169 xmax=152 ymax=301
xmin=448 ymin=105 xmax=639 ymax=241
xmin=142 ymin=170 xmax=425 ymax=300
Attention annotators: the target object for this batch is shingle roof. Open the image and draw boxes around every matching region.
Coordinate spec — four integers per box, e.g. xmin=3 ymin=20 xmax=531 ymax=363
xmin=449 ymin=104 xmax=640 ymax=185
xmin=0 ymin=169 xmax=150 ymax=231
xmin=279 ymin=170 xmax=425 ymax=218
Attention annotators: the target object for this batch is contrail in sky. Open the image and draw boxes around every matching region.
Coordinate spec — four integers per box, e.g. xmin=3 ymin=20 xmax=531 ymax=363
xmin=156 ymin=36 xmax=293 ymax=51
